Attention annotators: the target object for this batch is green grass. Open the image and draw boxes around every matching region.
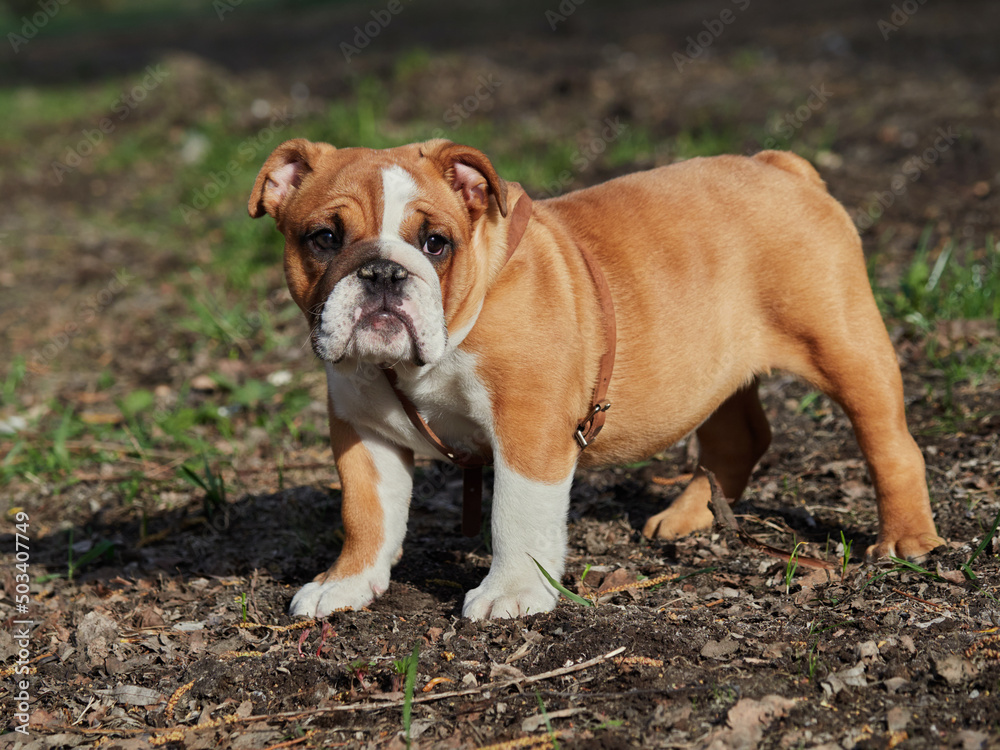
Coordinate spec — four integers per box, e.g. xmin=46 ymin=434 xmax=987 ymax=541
xmin=3 ymin=47 xmax=997 ymax=529
xmin=1 ymin=369 xmax=321 ymax=493
xmin=873 ymin=229 xmax=1000 ymax=329
xmin=784 ymin=541 xmax=805 ymax=594
xmin=838 ymin=531 xmax=853 ymax=577
xmin=868 ymin=230 xmax=1000 ymax=418
xmin=0 ymin=85 xmax=125 ymax=143
xmin=533 ymin=557 xmax=595 ymax=608
xmin=400 ymin=643 xmax=420 ymax=748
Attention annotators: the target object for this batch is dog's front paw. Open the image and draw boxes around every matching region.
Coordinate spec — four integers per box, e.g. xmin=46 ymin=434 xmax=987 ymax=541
xmin=289 ymin=571 xmax=389 ymax=618
xmin=864 ymin=532 xmax=945 ymax=563
xmin=462 ymin=572 xmax=559 ymax=620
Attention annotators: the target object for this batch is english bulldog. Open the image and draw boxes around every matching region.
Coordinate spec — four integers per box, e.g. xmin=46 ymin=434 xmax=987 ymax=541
xmin=248 ymin=138 xmax=943 ymax=620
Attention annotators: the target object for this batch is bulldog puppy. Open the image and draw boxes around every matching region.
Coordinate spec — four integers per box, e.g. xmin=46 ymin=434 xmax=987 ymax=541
xmin=249 ymin=138 xmax=943 ymax=620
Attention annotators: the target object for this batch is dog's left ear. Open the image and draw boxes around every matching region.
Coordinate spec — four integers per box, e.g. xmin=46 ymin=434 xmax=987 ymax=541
xmin=426 ymin=141 xmax=508 ymax=221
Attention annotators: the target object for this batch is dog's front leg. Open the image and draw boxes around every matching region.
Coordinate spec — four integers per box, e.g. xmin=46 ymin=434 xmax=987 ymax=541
xmin=463 ymin=456 xmax=574 ymax=620
xmin=290 ymin=411 xmax=413 ymax=618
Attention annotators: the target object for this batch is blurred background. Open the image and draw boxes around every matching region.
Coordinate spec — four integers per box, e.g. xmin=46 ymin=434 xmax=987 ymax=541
xmin=1 ymin=0 xmax=997 ymax=534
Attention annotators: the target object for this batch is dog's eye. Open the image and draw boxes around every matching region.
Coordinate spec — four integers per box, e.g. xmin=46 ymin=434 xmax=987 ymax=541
xmin=309 ymin=228 xmax=341 ymax=254
xmin=422 ymin=234 xmax=449 ymax=256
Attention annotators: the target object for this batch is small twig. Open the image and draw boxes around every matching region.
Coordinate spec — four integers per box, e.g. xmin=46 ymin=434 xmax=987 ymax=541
xmin=891 ymin=587 xmax=944 ymax=609
xmin=249 ymin=569 xmax=262 ymax=623
xmin=706 ymin=470 xmax=836 ymax=572
xmin=71 ymin=696 xmax=97 ymax=726
xmin=260 ymin=731 xmax=318 ymax=750
xmin=705 ymin=469 xmax=739 ymax=531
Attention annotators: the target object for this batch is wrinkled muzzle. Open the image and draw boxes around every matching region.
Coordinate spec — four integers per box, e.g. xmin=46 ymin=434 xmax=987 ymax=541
xmin=312 ymin=244 xmax=448 ymax=367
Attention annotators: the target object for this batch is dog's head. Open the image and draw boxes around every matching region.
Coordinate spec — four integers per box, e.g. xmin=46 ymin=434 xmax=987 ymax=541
xmin=249 ymin=139 xmax=510 ymax=368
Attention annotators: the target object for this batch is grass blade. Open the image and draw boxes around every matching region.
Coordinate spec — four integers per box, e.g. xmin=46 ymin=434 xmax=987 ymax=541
xmin=531 ymin=557 xmax=595 ymax=608
xmin=403 ymin=642 xmax=419 ymax=747
xmin=534 ymin=688 xmax=560 ymax=750
xmin=966 ymin=504 xmax=1000 ymax=569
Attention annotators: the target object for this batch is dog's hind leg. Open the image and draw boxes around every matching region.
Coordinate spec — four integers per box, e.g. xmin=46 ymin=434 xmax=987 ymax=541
xmin=778 ymin=314 xmax=944 ymax=562
xmin=643 ymin=379 xmax=771 ymax=540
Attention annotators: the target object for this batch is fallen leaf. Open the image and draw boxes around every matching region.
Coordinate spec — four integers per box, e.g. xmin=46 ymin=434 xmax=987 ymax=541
xmin=703 ymin=695 xmax=797 ymax=750
xmin=822 ymin=663 xmax=867 ymax=695
xmin=936 ymin=565 xmax=966 ymax=585
xmin=490 ymin=662 xmax=526 ymax=681
xmin=701 ymin=636 xmax=740 ymax=660
xmin=956 ymin=729 xmax=990 ymax=750
xmin=77 ymin=611 xmax=119 ymax=667
xmin=887 ymin=705 xmax=909 ymax=732
xmin=598 ymin=568 xmax=638 ymax=593
xmin=884 ymin=677 xmax=908 ymax=694
xmin=933 ymin=654 xmax=979 ymax=685
xmin=173 ymin=621 xmax=206 ymax=632
xmin=425 ymin=627 xmax=444 ymax=643
xmin=113 ymin=684 xmax=164 ymax=706
xmin=521 ymin=707 xmax=585 ymax=733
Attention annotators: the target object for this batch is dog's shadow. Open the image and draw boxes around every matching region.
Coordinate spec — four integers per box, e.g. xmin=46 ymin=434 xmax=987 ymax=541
xmin=18 ymin=452 xmax=874 ymax=619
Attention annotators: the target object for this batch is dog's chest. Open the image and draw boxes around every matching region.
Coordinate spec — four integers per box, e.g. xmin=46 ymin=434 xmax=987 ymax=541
xmin=324 ymin=351 xmax=494 ymax=457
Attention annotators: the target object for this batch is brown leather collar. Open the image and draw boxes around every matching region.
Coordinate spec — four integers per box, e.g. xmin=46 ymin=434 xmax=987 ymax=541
xmin=382 ymin=191 xmax=617 ymax=536
xmin=572 ymin=241 xmax=616 ymax=448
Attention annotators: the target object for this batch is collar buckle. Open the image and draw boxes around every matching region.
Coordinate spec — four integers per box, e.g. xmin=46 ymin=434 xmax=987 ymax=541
xmin=574 ymin=401 xmax=612 ymax=449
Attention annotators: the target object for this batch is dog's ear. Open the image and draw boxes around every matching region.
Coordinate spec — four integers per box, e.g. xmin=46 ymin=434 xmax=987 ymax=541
xmin=249 ymin=139 xmax=328 ymax=220
xmin=425 ymin=141 xmax=508 ymax=221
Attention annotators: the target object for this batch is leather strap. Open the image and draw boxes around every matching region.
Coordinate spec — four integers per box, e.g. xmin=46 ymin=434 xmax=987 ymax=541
xmin=503 ymin=189 xmax=534 ymax=267
xmin=381 ymin=189 xmax=617 ymax=537
xmin=381 ymin=368 xmax=489 ymax=469
xmin=382 ymin=367 xmax=487 ymax=537
xmin=573 ymin=243 xmax=616 ymax=448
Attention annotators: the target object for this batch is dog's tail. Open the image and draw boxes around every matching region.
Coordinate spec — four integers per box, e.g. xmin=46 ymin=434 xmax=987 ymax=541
xmin=752 ymin=150 xmax=825 ymax=188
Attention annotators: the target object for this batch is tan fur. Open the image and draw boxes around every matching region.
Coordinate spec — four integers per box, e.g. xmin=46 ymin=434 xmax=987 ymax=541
xmin=252 ymin=141 xmax=944 ymax=568
xmin=313 ymin=405 xmax=388 ymax=583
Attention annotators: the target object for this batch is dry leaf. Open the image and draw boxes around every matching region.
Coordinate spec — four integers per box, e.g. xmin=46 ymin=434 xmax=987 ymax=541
xmin=113 ymin=684 xmax=164 ymax=706
xmin=702 ymin=695 xmax=797 ymax=749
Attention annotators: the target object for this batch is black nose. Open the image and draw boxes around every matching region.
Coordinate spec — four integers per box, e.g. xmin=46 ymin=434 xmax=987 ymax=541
xmin=357 ymin=259 xmax=408 ymax=294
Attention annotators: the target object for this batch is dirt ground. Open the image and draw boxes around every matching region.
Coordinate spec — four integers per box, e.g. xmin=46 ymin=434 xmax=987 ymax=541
xmin=2 ymin=0 xmax=1000 ymax=748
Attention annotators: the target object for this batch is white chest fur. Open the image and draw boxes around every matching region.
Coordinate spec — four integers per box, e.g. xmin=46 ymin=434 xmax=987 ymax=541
xmin=324 ymin=350 xmax=495 ymax=458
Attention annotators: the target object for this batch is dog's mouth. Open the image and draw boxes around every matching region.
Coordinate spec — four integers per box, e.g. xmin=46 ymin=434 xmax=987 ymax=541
xmin=356 ymin=301 xmax=417 ymax=341
xmin=313 ymin=300 xmax=426 ymax=366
